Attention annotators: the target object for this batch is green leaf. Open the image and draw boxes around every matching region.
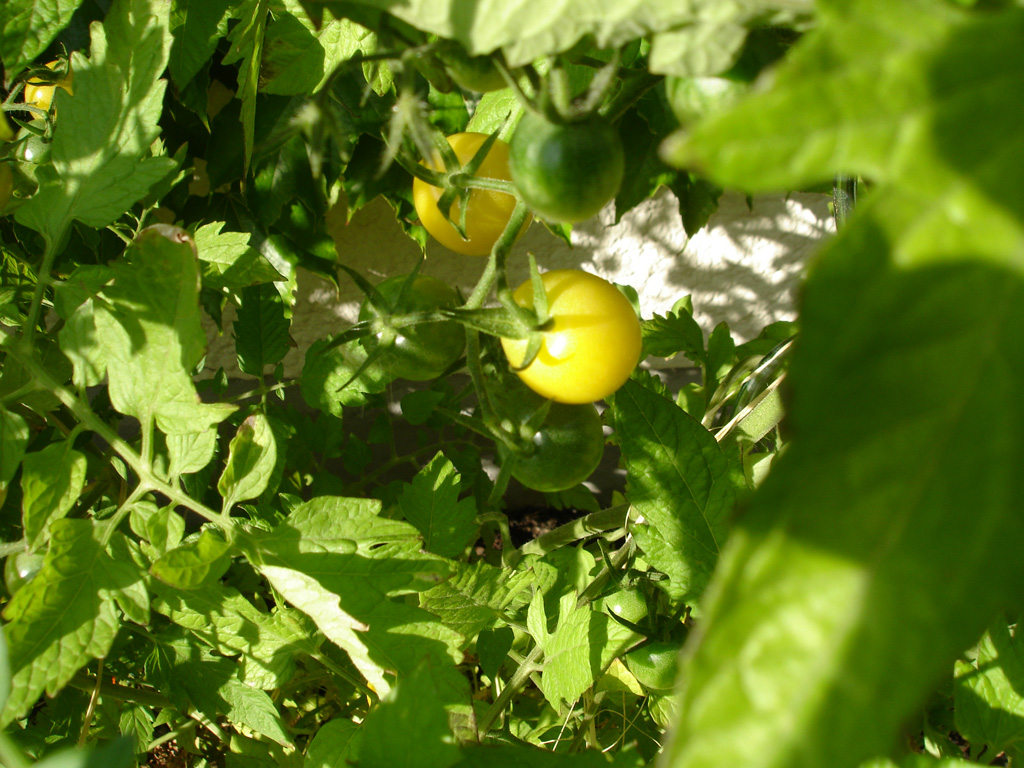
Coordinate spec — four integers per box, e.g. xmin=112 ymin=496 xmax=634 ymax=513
xmin=150 ymin=529 xmax=233 ymax=590
xmin=14 ymin=0 xmax=176 ymax=244
xmin=419 ymin=561 xmax=534 ymax=644
xmin=606 ymin=380 xmax=739 ymax=605
xmin=0 ymin=405 xmax=29 ymax=500
xmin=59 ymin=226 xmax=236 ymax=437
xmin=152 ymin=580 xmax=316 ymax=690
xmin=119 ymin=703 xmax=154 ymax=761
xmin=397 ymin=453 xmax=478 ymax=559
xmin=218 ymin=412 xmax=278 ymax=511
xmin=235 ymin=283 xmax=291 ymax=377
xmin=304 ymin=718 xmax=362 ymax=767
xmin=954 ymin=616 xmax=1024 ymax=758
xmin=0 ymin=0 xmax=85 ymax=75
xmin=528 ymin=591 xmax=593 ymax=710
xmin=0 ymin=520 xmax=142 ymax=726
xmin=241 ymin=495 xmax=458 ymax=697
xmin=663 ymin=226 xmax=1024 ymax=768
xmin=476 ymin=627 xmax=514 ymax=680
xmin=148 ymin=627 xmax=291 ymax=745
xmin=261 ymin=0 xmax=374 ymax=95
xmin=300 ymin=334 xmax=393 ymax=415
xmin=642 ymin=306 xmax=706 ymax=363
xmin=223 ymin=0 xmax=272 ymax=175
xmin=20 ymin=440 xmax=87 ymax=552
xmin=359 ymin=656 xmax=467 ymax=768
xmin=451 ymin=744 xmax=643 ymax=768
xmin=169 ymin=0 xmax=232 ymax=88
xmin=0 ymin=619 xmax=9 ymax=714
xmin=193 ymin=221 xmax=285 ymax=292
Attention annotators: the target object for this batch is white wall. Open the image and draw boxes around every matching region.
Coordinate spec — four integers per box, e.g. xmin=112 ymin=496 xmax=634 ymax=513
xmin=205 ymin=188 xmax=834 ymax=377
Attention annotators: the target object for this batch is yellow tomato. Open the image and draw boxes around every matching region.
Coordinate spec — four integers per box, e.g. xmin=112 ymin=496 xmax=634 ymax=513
xmin=23 ymin=60 xmax=74 ymax=112
xmin=412 ymin=132 xmax=526 ymax=256
xmin=500 ymin=269 xmax=643 ymax=404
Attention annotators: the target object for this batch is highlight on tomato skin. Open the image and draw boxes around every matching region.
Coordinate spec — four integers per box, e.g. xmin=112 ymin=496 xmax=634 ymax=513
xmin=500 ymin=269 xmax=643 ymax=404
xmin=412 ymin=132 xmax=528 ymax=256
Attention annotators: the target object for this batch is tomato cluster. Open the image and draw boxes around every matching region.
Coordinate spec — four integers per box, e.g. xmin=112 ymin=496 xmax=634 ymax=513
xmin=23 ymin=59 xmax=74 ymax=113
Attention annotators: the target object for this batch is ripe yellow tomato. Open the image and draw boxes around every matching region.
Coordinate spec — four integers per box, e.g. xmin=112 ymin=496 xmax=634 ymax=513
xmin=412 ymin=132 xmax=526 ymax=256
xmin=500 ymin=270 xmax=643 ymax=404
xmin=23 ymin=60 xmax=74 ymax=112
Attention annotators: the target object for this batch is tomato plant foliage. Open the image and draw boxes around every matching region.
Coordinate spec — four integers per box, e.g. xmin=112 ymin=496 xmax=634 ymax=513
xmin=0 ymin=0 xmax=1023 ymax=767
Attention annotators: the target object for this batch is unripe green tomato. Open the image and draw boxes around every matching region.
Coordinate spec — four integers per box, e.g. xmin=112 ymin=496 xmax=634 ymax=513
xmin=359 ymin=274 xmax=465 ymax=381
xmin=664 ymin=75 xmax=749 ymax=126
xmin=508 ymin=112 xmax=625 ymax=223
xmin=4 ymin=551 xmax=44 ymax=596
xmin=594 ymin=588 xmax=648 ymax=625
xmin=623 ymin=640 xmax=683 ymax=694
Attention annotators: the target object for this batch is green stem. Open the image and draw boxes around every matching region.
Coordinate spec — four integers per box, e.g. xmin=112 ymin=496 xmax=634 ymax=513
xmin=7 ymin=342 xmax=231 ymax=529
xmin=77 ymin=658 xmax=104 ymax=748
xmin=602 ymin=71 xmax=662 ymax=123
xmin=69 ymin=671 xmax=171 ymax=709
xmin=832 ymin=174 xmax=857 ymax=230
xmin=518 ymin=504 xmax=630 ymax=558
xmin=478 ymin=641 xmax=544 ymax=736
xmin=22 ymin=235 xmax=62 ymax=346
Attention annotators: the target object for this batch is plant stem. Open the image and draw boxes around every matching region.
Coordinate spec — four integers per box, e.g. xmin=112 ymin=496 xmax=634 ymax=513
xmin=517 ymin=504 xmax=630 ymax=558
xmin=77 ymin=658 xmax=105 ymax=748
xmin=478 ymin=642 xmax=544 ymax=736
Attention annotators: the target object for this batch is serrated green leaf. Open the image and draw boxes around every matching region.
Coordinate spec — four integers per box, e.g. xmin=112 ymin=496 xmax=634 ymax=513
xmin=642 ymin=309 xmax=706 ymax=363
xmin=261 ymin=0 xmax=371 ymax=95
xmin=193 ymin=221 xmax=285 ymax=291
xmin=166 ymin=428 xmax=218 ymax=478
xmin=664 ymin=227 xmax=1024 ymax=768
xmin=241 ymin=495 xmax=458 ymax=697
xmin=148 ymin=628 xmax=291 ymax=745
xmin=359 ymin=656 xmax=466 ymax=768
xmin=235 ymin=283 xmax=291 ymax=377
xmin=150 ymin=529 xmax=233 ymax=590
xmin=606 ymin=380 xmax=739 ymax=605
xmin=0 ymin=405 xmax=29 ymax=498
xmin=119 ymin=703 xmax=154 ymax=760
xmin=223 ymin=0 xmax=271 ymax=175
xmin=397 ymin=453 xmax=478 ymax=559
xmin=954 ymin=616 xmax=1024 ymax=757
xmin=300 ymin=335 xmax=393 ymax=415
xmin=14 ymin=0 xmax=176 ymax=244
xmin=59 ymin=227 xmax=236 ymax=438
xmin=152 ymin=579 xmax=316 ymax=690
xmin=529 ymin=591 xmax=593 ymax=710
xmin=0 ymin=520 xmax=139 ymax=726
xmin=169 ymin=0 xmax=232 ymax=88
xmin=20 ymin=440 xmax=86 ymax=552
xmin=0 ymin=0 xmax=85 ymax=75
xmin=420 ymin=561 xmax=534 ymax=643
xmin=218 ymin=413 xmax=278 ymax=511
xmin=305 ymin=718 xmax=362 ymax=767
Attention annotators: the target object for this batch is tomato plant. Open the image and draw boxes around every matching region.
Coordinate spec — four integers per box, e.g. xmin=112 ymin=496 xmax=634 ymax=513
xmin=412 ymin=132 xmax=525 ymax=256
xmin=359 ymin=274 xmax=465 ymax=381
xmin=508 ymin=111 xmax=625 ymax=223
xmin=436 ymin=45 xmax=507 ymax=93
xmin=22 ymin=59 xmax=74 ymax=112
xmin=500 ymin=269 xmax=642 ymax=403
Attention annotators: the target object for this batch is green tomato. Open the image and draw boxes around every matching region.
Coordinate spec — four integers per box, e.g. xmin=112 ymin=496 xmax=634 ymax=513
xmin=594 ymin=588 xmax=649 ymax=626
xmin=508 ymin=111 xmax=625 ymax=223
xmin=623 ymin=640 xmax=683 ymax=694
xmin=4 ymin=551 xmax=44 ymax=596
xmin=494 ymin=383 xmax=605 ymax=492
xmin=359 ymin=274 xmax=465 ymax=381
